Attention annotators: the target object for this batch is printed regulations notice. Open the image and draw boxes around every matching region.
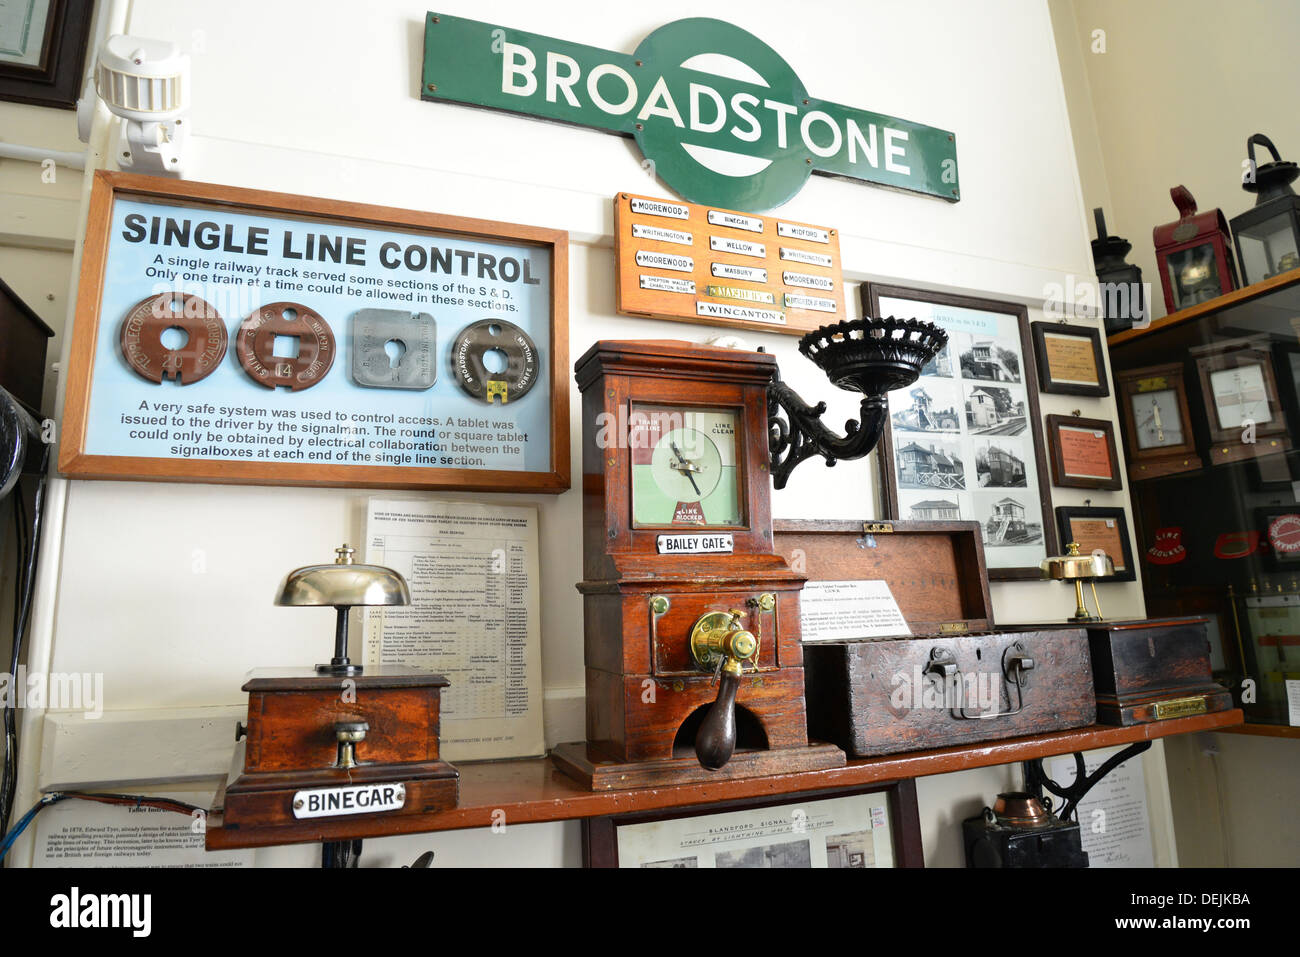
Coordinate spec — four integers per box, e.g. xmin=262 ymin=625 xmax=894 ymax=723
xmin=363 ymin=498 xmax=543 ymax=760
xmin=800 ymin=580 xmax=910 ymax=641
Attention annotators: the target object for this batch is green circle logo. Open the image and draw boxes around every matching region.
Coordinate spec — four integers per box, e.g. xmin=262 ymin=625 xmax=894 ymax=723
xmin=632 ymin=19 xmax=813 ymax=211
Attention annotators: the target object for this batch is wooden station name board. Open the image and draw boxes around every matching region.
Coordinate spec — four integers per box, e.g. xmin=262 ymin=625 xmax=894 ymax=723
xmin=613 ymin=192 xmax=845 ymax=336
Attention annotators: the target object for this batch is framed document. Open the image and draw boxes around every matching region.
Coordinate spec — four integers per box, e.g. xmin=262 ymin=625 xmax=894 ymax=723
xmin=1192 ymin=337 xmax=1290 ymax=466
xmin=1056 ymin=505 xmax=1136 ymax=582
xmin=1045 ymin=414 xmax=1122 ymax=490
xmin=1031 ymin=321 xmax=1109 ymax=397
xmin=583 ymin=781 xmax=923 ymax=868
xmin=0 ymin=0 xmax=91 ymax=108
xmin=59 ymin=172 xmax=570 ymax=493
xmin=866 ymin=283 xmax=1057 ymax=580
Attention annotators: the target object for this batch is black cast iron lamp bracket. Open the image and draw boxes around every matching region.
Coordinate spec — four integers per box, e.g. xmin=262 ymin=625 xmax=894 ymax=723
xmin=765 ymin=316 xmax=948 ymax=489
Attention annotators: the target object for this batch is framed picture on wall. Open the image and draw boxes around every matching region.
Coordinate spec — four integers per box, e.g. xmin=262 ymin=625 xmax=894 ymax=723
xmin=1045 ymin=414 xmax=1123 ymax=490
xmin=865 ymin=283 xmax=1057 ymax=580
xmin=1055 ymin=505 xmax=1136 ymax=582
xmin=0 ymin=0 xmax=92 ymax=108
xmin=582 ymin=781 xmax=923 ymax=868
xmin=59 ymin=171 xmax=571 ymax=493
xmin=1031 ymin=320 xmax=1109 ymax=396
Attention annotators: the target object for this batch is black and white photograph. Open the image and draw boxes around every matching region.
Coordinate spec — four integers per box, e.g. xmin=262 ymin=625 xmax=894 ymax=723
xmin=975 ymin=438 xmax=1028 ymax=488
xmin=826 ymin=831 xmax=876 ymax=868
xmin=891 ymin=380 xmax=962 ymax=433
xmin=905 ymin=495 xmax=963 ymax=522
xmin=895 ymin=436 xmax=966 ymax=490
xmin=920 ymin=338 xmax=954 ymax=378
xmin=964 ymin=383 xmax=1027 ymax=435
xmin=956 ymin=330 xmax=1022 ymax=383
xmin=975 ymin=490 xmax=1044 ymax=547
xmin=715 ymin=839 xmax=813 ymax=869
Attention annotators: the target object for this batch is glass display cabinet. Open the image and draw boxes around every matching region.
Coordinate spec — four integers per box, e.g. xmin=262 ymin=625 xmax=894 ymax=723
xmin=1108 ymin=270 xmax=1300 ymax=729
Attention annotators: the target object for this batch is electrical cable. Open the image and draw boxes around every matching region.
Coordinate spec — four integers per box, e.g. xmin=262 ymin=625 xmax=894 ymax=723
xmin=0 ymin=442 xmax=50 ymax=838
xmin=0 ymin=791 xmax=206 ymax=864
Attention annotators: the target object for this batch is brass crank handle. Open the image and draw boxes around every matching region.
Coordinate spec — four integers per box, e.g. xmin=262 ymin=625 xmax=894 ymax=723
xmin=692 ymin=627 xmax=756 ymax=770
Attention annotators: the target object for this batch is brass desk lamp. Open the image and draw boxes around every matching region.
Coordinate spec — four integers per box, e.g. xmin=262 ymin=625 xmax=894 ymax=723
xmin=1040 ymin=542 xmax=1114 ymax=623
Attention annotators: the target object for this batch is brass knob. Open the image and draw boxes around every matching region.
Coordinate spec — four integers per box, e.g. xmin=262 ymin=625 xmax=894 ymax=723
xmin=334 ymin=718 xmax=369 ymax=769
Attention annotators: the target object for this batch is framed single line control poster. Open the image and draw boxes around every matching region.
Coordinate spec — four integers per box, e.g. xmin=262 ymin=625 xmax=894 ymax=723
xmin=865 ymin=283 xmax=1056 ymax=580
xmin=60 ymin=172 xmax=570 ymax=493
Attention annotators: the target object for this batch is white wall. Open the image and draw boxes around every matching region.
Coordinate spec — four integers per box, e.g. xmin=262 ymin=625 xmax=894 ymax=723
xmin=11 ymin=0 xmax=1167 ymax=867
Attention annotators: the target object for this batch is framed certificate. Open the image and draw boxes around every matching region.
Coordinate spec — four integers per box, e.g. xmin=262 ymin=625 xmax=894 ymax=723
xmin=866 ymin=283 xmax=1057 ymax=580
xmin=1031 ymin=321 xmax=1109 ymax=397
xmin=1056 ymin=505 xmax=1135 ymax=582
xmin=59 ymin=172 xmax=570 ymax=493
xmin=582 ymin=781 xmax=923 ymax=868
xmin=1045 ymin=414 xmax=1122 ymax=490
xmin=0 ymin=0 xmax=91 ymax=108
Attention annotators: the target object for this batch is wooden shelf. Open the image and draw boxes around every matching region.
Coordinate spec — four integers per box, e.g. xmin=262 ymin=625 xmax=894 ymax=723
xmin=1216 ymin=721 xmax=1300 ymax=739
xmin=1107 ymin=268 xmax=1300 ymax=347
xmin=205 ymin=709 xmax=1243 ymax=850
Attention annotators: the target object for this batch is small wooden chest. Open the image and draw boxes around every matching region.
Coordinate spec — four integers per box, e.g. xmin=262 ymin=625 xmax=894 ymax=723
xmin=1084 ymin=617 xmax=1234 ymax=725
xmin=210 ymin=666 xmax=459 ymax=845
xmin=774 ymin=520 xmax=1096 ymax=757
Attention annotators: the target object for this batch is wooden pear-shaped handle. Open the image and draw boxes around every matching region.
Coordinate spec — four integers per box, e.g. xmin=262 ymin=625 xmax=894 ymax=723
xmin=695 ymin=671 xmax=740 ymax=770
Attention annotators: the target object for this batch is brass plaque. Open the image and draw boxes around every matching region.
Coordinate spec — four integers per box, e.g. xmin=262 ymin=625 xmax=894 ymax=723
xmin=1153 ymin=695 xmax=1208 ymax=720
xmin=862 ymin=522 xmax=894 ymax=534
xmin=938 ymin=622 xmax=969 ymax=634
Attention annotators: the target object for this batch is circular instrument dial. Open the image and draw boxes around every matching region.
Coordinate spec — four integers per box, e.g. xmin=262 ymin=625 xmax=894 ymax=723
xmin=630 ymin=407 xmax=742 ymax=526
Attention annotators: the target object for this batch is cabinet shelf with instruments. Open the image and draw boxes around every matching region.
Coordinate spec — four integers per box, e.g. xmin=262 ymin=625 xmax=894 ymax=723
xmin=203 ymin=709 xmax=1242 ymax=851
xmin=1108 ymin=269 xmax=1300 ymax=731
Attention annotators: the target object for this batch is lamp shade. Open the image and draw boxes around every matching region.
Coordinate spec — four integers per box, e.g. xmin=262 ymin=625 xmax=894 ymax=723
xmin=274 ymin=544 xmax=410 ymax=608
xmin=1040 ymin=542 xmax=1114 ymax=581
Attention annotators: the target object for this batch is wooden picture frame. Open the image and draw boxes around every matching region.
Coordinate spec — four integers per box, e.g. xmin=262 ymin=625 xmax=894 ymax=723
xmin=1114 ymin=362 xmax=1203 ymax=481
xmin=0 ymin=0 xmax=92 ymax=109
xmin=1031 ymin=320 xmax=1109 ymax=396
xmin=582 ymin=780 xmax=924 ymax=868
xmin=59 ymin=171 xmax=570 ymax=493
xmin=1192 ymin=337 xmax=1291 ymax=466
xmin=865 ymin=283 xmax=1057 ymax=581
xmin=1045 ymin=414 xmax=1122 ymax=490
xmin=1055 ymin=505 xmax=1136 ymax=582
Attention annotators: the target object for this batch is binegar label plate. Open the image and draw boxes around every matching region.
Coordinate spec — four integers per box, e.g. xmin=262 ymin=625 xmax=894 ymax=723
xmin=351 ymin=309 xmax=437 ymax=390
xmin=292 ymin=782 xmax=407 ymax=819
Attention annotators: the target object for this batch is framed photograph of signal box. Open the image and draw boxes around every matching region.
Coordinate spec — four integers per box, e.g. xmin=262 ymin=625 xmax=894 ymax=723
xmin=1031 ymin=321 xmax=1109 ymax=397
xmin=1055 ymin=506 xmax=1136 ymax=583
xmin=1045 ymin=414 xmax=1123 ymax=491
xmin=865 ymin=283 xmax=1057 ymax=580
xmin=1192 ymin=337 xmax=1291 ymax=466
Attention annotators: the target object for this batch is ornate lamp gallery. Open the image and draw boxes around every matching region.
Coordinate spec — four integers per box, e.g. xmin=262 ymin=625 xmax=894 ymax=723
xmin=767 ymin=316 xmax=948 ymax=488
xmin=1230 ymin=134 xmax=1300 ymax=286
xmin=1153 ymin=185 xmax=1239 ymax=314
xmin=1090 ymin=208 xmax=1146 ymax=335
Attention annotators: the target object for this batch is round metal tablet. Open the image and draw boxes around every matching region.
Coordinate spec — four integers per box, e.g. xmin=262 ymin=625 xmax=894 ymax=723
xmin=450 ymin=319 xmax=539 ymax=404
xmin=235 ymin=301 xmax=336 ymax=391
xmin=119 ymin=292 xmax=228 ymax=385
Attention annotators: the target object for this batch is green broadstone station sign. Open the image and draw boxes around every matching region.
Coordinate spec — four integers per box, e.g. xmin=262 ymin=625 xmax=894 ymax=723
xmin=422 ymin=13 xmax=959 ymax=213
